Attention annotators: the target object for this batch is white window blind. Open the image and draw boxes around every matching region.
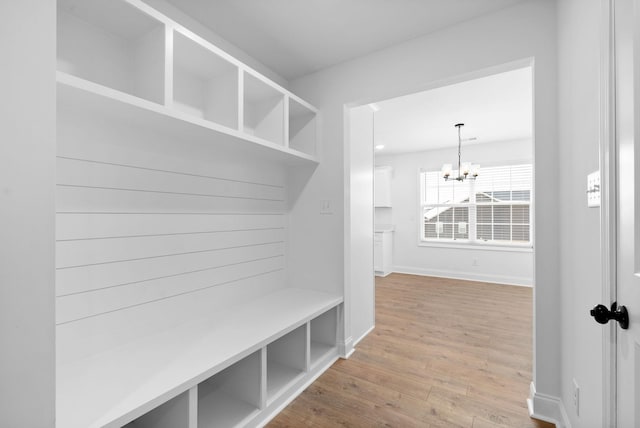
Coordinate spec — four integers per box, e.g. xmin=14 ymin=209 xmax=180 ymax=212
xmin=420 ymin=164 xmax=532 ymax=245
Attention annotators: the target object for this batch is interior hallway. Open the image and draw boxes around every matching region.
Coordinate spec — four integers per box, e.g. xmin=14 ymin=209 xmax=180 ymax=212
xmin=268 ymin=273 xmax=554 ymax=427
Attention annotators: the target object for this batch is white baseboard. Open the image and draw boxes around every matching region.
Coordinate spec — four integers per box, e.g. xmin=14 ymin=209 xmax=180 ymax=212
xmin=527 ymin=382 xmax=572 ymax=428
xmin=392 ymin=265 xmax=533 ymax=287
xmin=339 ymin=336 xmax=354 ymax=359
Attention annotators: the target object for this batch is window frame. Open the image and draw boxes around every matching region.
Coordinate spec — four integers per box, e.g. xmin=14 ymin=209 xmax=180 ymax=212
xmin=418 ymin=163 xmax=533 ymax=249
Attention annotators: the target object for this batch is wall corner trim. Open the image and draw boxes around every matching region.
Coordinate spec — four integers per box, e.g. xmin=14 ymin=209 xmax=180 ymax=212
xmin=527 ymin=382 xmax=572 ymax=428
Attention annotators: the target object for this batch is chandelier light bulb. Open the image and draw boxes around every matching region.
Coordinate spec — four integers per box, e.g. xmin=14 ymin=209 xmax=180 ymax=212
xmin=442 ymin=163 xmax=453 ymax=178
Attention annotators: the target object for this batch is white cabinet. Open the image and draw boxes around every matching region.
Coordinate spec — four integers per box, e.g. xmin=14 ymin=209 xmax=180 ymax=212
xmin=374 ymin=166 xmax=392 ymax=207
xmin=374 ymin=229 xmax=393 ymax=277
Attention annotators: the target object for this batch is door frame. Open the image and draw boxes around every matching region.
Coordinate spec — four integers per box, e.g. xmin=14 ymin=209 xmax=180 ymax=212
xmin=600 ymin=0 xmax=617 ymax=426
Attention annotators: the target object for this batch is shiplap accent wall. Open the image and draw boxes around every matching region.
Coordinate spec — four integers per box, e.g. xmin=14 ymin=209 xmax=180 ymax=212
xmin=56 ymin=106 xmax=288 ymax=364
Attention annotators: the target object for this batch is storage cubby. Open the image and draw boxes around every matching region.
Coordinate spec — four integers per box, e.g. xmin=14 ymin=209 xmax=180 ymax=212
xmin=122 ymin=390 xmax=191 ymax=428
xmin=289 ymin=98 xmax=318 ymax=156
xmin=198 ymin=351 xmax=262 ymax=428
xmin=243 ymin=72 xmax=285 ymax=145
xmin=173 ymin=30 xmax=239 ymax=129
xmin=310 ymin=307 xmax=338 ymax=367
xmin=266 ymin=325 xmax=307 ymax=404
xmin=57 ymin=0 xmax=165 ymax=104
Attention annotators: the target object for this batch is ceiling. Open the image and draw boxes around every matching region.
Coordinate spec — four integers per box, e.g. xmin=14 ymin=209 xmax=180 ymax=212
xmin=373 ymin=67 xmax=532 ymax=155
xmin=166 ymin=0 xmax=527 ymax=80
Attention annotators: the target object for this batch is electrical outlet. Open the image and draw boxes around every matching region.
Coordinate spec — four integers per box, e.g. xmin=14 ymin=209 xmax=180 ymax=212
xmin=472 ymin=258 xmax=479 ymax=266
xmin=572 ymin=379 xmax=580 ymax=416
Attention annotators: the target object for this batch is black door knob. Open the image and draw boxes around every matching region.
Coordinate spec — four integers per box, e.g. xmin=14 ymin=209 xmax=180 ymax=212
xmin=590 ymin=302 xmax=629 ymax=330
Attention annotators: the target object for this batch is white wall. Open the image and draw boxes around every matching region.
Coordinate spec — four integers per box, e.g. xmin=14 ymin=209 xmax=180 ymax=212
xmin=55 ymin=114 xmax=288 ymax=363
xmin=348 ymin=106 xmax=375 ymax=345
xmin=289 ymin=0 xmax=560 ymax=407
xmin=0 ymin=1 xmax=56 ymax=426
xmin=557 ymin=0 xmax=604 ymax=425
xmin=377 ymin=139 xmax=533 ymax=286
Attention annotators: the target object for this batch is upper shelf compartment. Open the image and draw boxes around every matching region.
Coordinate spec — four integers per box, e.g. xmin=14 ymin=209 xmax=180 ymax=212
xmin=243 ymin=72 xmax=285 ymax=146
xmin=173 ymin=30 xmax=239 ymax=130
xmin=289 ymin=97 xmax=318 ymax=157
xmin=57 ymin=0 xmax=165 ymax=105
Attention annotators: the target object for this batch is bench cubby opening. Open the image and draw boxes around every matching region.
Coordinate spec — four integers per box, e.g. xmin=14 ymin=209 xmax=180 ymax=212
xmin=310 ymin=306 xmax=339 ymax=368
xmin=57 ymin=0 xmax=165 ymax=104
xmin=266 ymin=324 xmax=307 ymax=405
xmin=198 ymin=351 xmax=262 ymax=428
xmin=122 ymin=390 xmax=191 ymax=428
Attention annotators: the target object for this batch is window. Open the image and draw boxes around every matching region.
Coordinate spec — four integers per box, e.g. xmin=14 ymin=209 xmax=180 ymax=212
xmin=420 ymin=164 xmax=532 ymax=246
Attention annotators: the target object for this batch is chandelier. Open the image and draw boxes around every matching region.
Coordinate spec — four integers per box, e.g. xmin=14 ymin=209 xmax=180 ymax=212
xmin=442 ymin=123 xmax=479 ymax=181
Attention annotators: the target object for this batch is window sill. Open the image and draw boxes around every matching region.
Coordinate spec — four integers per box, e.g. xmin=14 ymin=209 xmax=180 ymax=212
xmin=418 ymin=241 xmax=533 ymax=253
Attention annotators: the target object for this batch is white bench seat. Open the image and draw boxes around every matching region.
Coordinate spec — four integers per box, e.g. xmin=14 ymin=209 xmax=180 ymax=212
xmin=56 ymin=287 xmax=342 ymax=428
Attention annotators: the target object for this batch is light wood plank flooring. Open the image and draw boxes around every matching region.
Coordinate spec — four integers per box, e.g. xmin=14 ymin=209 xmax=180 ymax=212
xmin=267 ymin=273 xmax=555 ymax=428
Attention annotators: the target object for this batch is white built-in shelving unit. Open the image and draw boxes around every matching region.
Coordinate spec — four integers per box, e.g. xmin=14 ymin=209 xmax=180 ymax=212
xmin=57 ymin=0 xmax=319 ymax=165
xmin=55 ymin=0 xmax=339 ymax=427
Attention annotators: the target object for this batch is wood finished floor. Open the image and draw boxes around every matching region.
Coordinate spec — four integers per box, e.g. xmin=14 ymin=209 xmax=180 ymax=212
xmin=267 ymin=273 xmax=555 ymax=428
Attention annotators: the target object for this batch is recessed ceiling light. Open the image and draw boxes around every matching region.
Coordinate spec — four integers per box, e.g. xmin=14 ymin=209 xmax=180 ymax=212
xmin=375 ymin=144 xmax=385 ymax=150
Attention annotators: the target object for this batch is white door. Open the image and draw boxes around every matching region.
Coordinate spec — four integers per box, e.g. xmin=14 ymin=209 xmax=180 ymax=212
xmin=614 ymin=0 xmax=640 ymax=424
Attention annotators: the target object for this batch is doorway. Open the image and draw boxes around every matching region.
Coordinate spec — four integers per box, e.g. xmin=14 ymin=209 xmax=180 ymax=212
xmin=371 ymin=67 xmax=534 ymax=286
xmin=345 ymin=60 xmax=538 ymax=411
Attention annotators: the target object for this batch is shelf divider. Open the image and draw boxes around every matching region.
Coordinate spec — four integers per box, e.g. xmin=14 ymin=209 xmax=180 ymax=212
xmin=188 ymin=387 xmax=198 ymax=428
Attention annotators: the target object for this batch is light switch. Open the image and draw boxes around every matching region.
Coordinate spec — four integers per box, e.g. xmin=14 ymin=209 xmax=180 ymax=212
xmin=587 ymin=171 xmax=600 ymax=208
xmin=320 ymin=199 xmax=333 ymax=214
